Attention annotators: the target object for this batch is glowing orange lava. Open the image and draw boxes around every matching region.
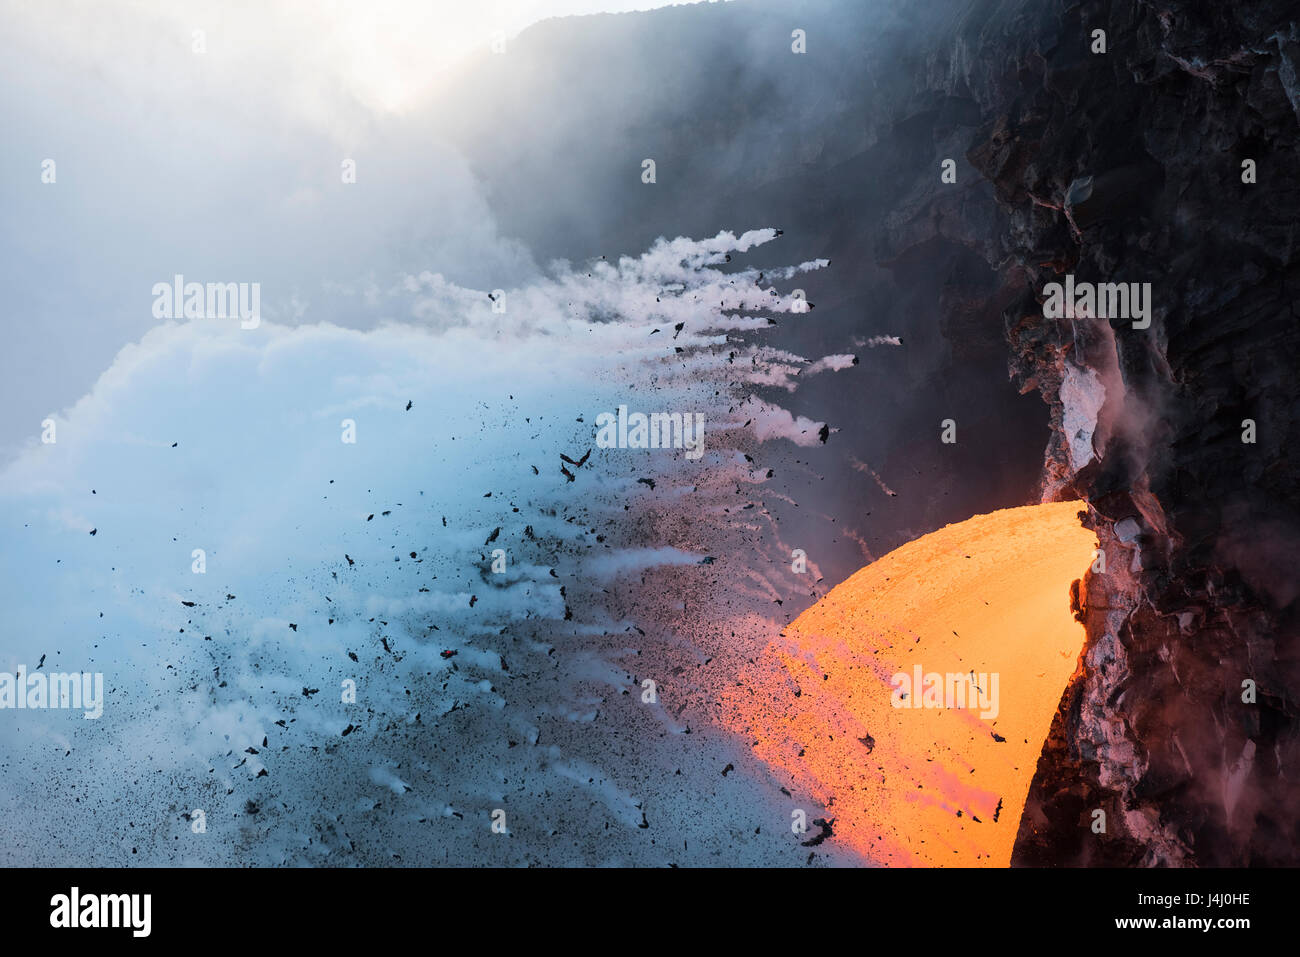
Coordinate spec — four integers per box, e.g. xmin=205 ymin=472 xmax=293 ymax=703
xmin=723 ymin=501 xmax=1098 ymax=866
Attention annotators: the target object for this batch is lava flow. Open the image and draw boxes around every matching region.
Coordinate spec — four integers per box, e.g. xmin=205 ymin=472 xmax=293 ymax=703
xmin=723 ymin=501 xmax=1098 ymax=866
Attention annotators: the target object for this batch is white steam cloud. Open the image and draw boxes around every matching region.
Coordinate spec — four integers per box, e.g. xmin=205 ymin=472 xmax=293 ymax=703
xmin=0 ymin=230 xmax=851 ymax=865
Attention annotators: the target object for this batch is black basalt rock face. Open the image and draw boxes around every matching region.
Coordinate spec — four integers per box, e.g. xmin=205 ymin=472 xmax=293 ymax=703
xmin=934 ymin=0 xmax=1300 ymax=865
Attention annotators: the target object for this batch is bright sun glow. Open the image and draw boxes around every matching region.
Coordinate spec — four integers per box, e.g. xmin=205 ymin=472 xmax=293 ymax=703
xmin=300 ymin=0 xmax=710 ymax=113
xmin=3 ymin=1 xmax=710 ymax=120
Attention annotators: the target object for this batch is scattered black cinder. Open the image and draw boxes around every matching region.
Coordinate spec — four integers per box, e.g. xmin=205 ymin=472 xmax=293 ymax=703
xmin=801 ymin=818 xmax=834 ymax=847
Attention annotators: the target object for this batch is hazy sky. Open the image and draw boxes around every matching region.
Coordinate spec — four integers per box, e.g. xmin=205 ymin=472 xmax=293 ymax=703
xmin=4 ymin=1 xmax=720 ymax=117
xmin=0 ymin=0 xmax=723 ymax=464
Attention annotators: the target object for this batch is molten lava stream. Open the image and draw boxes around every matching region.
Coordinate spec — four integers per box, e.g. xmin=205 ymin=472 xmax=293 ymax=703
xmin=724 ymin=501 xmax=1098 ymax=866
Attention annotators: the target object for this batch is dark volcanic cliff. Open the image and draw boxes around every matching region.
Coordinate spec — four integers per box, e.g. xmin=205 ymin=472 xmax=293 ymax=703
xmin=936 ymin=0 xmax=1300 ymax=865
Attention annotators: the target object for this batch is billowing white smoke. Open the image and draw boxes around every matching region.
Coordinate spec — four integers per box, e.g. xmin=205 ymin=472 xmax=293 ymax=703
xmin=0 ymin=230 xmax=854 ymax=865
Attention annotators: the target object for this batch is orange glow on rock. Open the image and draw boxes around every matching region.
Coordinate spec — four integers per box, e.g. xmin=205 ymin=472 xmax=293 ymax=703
xmin=723 ymin=501 xmax=1098 ymax=866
